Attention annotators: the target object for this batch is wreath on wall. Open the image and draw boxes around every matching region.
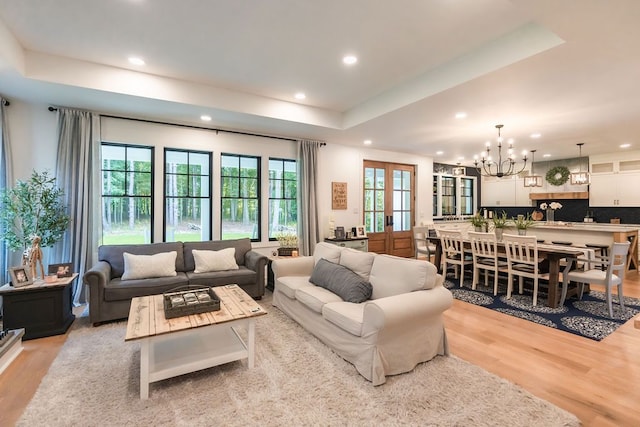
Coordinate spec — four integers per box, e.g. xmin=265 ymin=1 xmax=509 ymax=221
xmin=545 ymin=165 xmax=570 ymax=186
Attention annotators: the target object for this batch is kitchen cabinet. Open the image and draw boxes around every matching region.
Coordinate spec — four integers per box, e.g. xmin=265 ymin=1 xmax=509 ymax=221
xmin=481 ymin=176 xmax=531 ymax=207
xmin=590 ymin=157 xmax=640 ymax=206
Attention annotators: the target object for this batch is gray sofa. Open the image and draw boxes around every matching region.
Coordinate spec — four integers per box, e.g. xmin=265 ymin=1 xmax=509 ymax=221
xmin=83 ymin=238 xmax=267 ymax=325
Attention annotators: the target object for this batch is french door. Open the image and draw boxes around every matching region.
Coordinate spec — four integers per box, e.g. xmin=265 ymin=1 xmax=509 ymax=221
xmin=363 ymin=160 xmax=415 ymax=257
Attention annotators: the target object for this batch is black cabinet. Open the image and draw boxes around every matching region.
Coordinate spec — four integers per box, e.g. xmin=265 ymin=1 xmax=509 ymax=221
xmin=0 ymin=274 xmax=77 ymax=340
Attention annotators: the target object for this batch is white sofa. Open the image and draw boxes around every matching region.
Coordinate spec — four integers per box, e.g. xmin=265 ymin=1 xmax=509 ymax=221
xmin=272 ymin=242 xmax=453 ymax=385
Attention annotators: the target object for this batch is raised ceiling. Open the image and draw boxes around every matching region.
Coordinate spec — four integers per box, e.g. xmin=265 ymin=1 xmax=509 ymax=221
xmin=1 ymin=0 xmax=639 ymax=165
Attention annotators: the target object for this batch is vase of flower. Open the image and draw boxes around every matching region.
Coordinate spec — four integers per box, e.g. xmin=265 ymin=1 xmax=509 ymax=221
xmin=546 ymin=208 xmax=555 ymax=223
xmin=540 ymin=201 xmax=562 ymax=224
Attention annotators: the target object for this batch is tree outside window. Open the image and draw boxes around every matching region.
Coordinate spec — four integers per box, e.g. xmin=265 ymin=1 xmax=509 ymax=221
xmin=164 ymin=149 xmax=212 ymax=242
xmin=268 ymin=158 xmax=297 ymax=239
xmin=220 ymin=154 xmax=260 ymax=240
xmin=101 ymin=143 xmax=153 ymax=244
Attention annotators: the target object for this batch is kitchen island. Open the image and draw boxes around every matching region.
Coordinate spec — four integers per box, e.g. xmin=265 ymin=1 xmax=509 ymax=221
xmin=434 ymin=221 xmax=639 ymax=271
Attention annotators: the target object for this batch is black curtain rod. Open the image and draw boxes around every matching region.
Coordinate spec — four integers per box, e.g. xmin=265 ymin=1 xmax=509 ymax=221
xmin=48 ymin=106 xmax=326 ymax=145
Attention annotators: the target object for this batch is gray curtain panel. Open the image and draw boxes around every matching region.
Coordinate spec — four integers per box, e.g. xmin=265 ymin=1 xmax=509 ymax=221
xmin=297 ymin=139 xmax=323 ymax=256
xmin=52 ymin=108 xmax=101 ymax=305
xmin=0 ymin=98 xmax=13 ymax=284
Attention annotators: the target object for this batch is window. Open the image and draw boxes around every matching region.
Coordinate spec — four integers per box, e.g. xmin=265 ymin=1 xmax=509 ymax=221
xmin=364 ymin=166 xmax=385 ymax=232
xmin=220 ymin=154 xmax=260 ymax=240
xmin=101 ymin=143 xmax=153 ymax=244
xmin=164 ymin=149 xmax=212 ymax=242
xmin=460 ymin=177 xmax=474 ymax=216
xmin=268 ymin=158 xmax=297 ymax=239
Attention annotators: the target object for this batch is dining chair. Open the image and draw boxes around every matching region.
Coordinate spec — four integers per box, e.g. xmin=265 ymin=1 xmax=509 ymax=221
xmin=438 ymin=229 xmax=473 ymax=287
xmin=413 ymin=225 xmax=436 ymax=261
xmin=468 ymin=231 xmax=508 ymax=295
xmin=503 ymin=233 xmax=546 ymax=306
xmin=560 ymin=241 xmax=630 ymax=317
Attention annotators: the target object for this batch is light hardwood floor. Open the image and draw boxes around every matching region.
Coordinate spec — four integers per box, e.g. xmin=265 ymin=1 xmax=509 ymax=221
xmin=1 ymin=277 xmax=639 ymax=426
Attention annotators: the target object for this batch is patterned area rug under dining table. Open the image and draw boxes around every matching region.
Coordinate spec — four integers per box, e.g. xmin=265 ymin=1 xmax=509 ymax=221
xmin=445 ymin=273 xmax=640 ymax=340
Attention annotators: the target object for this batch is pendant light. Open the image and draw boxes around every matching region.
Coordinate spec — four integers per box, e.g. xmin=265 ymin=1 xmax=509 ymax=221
xmin=570 ymin=143 xmax=590 ymax=185
xmin=523 ymin=150 xmax=543 ymax=187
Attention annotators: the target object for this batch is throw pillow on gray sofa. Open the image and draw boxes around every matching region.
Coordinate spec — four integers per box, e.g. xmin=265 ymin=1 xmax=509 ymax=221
xmin=309 ymin=258 xmax=372 ymax=303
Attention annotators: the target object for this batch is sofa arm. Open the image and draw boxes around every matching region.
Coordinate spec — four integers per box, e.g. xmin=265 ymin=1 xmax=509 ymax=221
xmin=83 ymin=260 xmax=111 ymax=290
xmin=272 ymin=256 xmax=314 ymax=278
xmin=245 ymin=250 xmax=268 ymax=272
xmin=362 ymin=287 xmax=453 ymax=334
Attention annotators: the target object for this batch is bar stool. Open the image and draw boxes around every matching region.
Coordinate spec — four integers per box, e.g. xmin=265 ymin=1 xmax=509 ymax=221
xmin=586 ymin=243 xmax=609 ymax=270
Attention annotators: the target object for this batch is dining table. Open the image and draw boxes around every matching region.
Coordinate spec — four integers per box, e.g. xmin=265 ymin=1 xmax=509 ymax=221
xmin=429 ymin=236 xmax=588 ymax=308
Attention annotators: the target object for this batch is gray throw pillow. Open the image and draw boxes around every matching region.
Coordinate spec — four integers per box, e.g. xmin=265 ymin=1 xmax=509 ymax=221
xmin=309 ymin=258 xmax=372 ymax=303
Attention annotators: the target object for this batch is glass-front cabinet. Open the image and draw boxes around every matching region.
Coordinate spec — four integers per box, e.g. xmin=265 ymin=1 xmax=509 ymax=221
xmin=433 ymin=173 xmax=477 ymax=218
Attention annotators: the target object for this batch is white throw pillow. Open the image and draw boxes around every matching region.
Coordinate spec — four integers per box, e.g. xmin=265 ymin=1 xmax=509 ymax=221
xmin=313 ymin=242 xmax=343 ymax=265
xmin=368 ymin=254 xmax=428 ymax=299
xmin=339 ymin=248 xmax=375 ymax=280
xmin=193 ymin=248 xmax=239 ymax=273
xmin=122 ymin=251 xmax=177 ymax=280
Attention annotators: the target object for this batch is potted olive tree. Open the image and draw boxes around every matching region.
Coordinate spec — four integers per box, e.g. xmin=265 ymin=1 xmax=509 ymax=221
xmin=0 ymin=170 xmax=70 ymax=275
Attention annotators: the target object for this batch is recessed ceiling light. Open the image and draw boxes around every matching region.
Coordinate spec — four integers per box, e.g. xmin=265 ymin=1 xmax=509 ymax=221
xmin=363 ymin=139 xmax=372 ymax=145
xmin=455 ymin=112 xmax=467 ymax=119
xmin=294 ymin=92 xmax=306 ymax=100
xmin=620 ymin=143 xmax=631 ymax=148
xmin=128 ymin=56 xmax=145 ymax=66
xmin=530 ymin=133 xmax=542 ymax=139
xmin=200 ymin=115 xmax=212 ymax=122
xmin=436 ymin=151 xmax=444 ymax=155
xmin=343 ymin=55 xmax=358 ymax=65
xmin=543 ymin=153 xmax=551 ymax=158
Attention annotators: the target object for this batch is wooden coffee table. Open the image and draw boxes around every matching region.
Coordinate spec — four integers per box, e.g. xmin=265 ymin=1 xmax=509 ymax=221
xmin=125 ymin=284 xmax=267 ymax=399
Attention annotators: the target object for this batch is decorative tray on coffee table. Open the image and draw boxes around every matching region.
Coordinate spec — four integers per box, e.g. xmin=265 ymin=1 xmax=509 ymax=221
xmin=163 ymin=287 xmax=220 ymax=319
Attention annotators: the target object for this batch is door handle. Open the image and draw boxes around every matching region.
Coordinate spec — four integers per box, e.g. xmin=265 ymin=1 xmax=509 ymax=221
xmin=386 ymin=215 xmax=394 ymax=227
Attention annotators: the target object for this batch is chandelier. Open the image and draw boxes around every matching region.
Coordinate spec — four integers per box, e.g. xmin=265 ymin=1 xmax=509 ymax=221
xmin=474 ymin=124 xmax=528 ymax=178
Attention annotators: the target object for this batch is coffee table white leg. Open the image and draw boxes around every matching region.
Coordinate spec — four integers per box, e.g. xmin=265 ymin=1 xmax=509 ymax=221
xmin=140 ymin=339 xmax=150 ymax=399
xmin=248 ymin=319 xmax=255 ymax=368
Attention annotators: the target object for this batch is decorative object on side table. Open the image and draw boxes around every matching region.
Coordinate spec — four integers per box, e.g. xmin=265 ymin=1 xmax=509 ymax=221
xmin=275 ymin=232 xmax=299 ymax=256
xmin=0 ymin=170 xmax=70 ymax=279
xmin=8 ymin=266 xmax=32 ymax=288
xmin=540 ymin=201 xmax=562 ymax=223
xmin=512 ymin=213 xmax=536 ymax=235
xmin=48 ymin=262 xmax=73 ymax=278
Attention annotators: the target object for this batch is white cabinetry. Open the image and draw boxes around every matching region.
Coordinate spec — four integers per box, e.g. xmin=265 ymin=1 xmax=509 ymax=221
xmin=590 ymin=156 xmax=640 ymax=207
xmin=481 ymin=176 xmax=531 ymax=207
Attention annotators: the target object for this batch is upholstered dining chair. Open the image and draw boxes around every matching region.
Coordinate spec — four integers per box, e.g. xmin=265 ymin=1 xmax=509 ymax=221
xmin=503 ymin=233 xmax=547 ymax=306
xmin=468 ymin=231 xmax=508 ymax=296
xmin=438 ymin=229 xmax=473 ymax=287
xmin=560 ymin=241 xmax=630 ymax=317
xmin=413 ymin=225 xmax=436 ymax=261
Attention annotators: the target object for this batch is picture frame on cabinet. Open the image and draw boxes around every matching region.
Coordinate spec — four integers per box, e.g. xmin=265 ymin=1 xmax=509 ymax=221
xmin=334 ymin=226 xmax=345 ymax=240
xmin=9 ymin=266 xmax=33 ymax=288
xmin=356 ymin=225 xmax=366 ymax=238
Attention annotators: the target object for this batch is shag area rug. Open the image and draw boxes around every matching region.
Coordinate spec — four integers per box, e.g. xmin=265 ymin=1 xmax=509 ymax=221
xmin=446 ymin=273 xmax=640 ymax=340
xmin=19 ymin=295 xmax=579 ymax=427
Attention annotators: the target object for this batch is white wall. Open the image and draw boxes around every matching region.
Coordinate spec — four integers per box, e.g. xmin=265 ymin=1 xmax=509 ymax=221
xmin=317 ymin=143 xmax=433 ymax=237
xmin=5 ymin=99 xmax=435 ymax=255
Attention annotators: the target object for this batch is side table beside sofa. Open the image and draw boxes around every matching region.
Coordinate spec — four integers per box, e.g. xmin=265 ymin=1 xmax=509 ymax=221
xmin=83 ymin=238 xmax=267 ymax=326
